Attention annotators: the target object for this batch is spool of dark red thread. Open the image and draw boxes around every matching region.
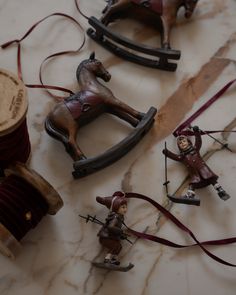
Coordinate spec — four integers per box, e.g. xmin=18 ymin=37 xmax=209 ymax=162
xmin=0 ymin=69 xmax=30 ymax=175
xmin=0 ymin=162 xmax=64 ymax=259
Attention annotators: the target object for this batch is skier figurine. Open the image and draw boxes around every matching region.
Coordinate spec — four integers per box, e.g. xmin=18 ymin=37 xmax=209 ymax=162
xmin=93 ymin=191 xmax=134 ymax=271
xmin=163 ymin=126 xmax=230 ymax=206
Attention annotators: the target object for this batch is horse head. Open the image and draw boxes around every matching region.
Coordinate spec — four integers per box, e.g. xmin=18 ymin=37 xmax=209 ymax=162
xmin=184 ymin=0 xmax=199 ymax=19
xmin=76 ymin=52 xmax=111 ymax=82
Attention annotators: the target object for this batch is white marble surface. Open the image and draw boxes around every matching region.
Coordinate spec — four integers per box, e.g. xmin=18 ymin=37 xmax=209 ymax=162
xmin=0 ymin=0 xmax=236 ymax=294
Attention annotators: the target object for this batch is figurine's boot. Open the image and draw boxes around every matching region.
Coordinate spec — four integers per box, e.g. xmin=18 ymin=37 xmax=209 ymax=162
xmin=104 ymin=253 xmax=112 ymax=264
xmin=182 ymin=189 xmax=200 ymax=205
xmin=214 ymin=184 xmax=230 ymax=201
xmin=111 ymin=255 xmax=120 ymax=265
xmin=104 ymin=254 xmax=120 ymax=265
xmin=185 ymin=189 xmax=195 ymax=199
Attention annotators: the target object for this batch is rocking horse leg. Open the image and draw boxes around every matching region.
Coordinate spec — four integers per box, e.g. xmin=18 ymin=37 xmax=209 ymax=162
xmin=67 ymin=123 xmax=86 ymax=161
xmin=108 ymin=98 xmax=145 ymax=122
xmin=160 ymin=16 xmax=173 ymax=50
xmin=101 ymin=0 xmax=131 ymax=25
xmin=108 ymin=108 xmax=140 ymax=127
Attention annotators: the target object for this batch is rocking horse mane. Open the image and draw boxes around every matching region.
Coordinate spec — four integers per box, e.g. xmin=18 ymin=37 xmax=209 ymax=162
xmin=76 ymin=59 xmax=96 ymax=80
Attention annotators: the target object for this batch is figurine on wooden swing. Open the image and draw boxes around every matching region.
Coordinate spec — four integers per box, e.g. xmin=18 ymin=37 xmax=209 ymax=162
xmin=87 ymin=0 xmax=199 ymax=71
xmin=163 ymin=126 xmax=230 ymax=206
xmin=92 ymin=191 xmax=134 ymax=272
xmin=45 ymin=52 xmax=156 ymax=178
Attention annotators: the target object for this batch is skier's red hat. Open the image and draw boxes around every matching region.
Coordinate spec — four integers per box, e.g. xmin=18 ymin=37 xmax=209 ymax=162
xmin=96 ymin=191 xmax=127 ymax=212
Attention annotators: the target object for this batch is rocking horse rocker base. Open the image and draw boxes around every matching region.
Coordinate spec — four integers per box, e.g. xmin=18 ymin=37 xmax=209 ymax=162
xmin=45 ymin=107 xmax=157 ymax=179
xmin=87 ymin=17 xmax=180 ymax=72
xmin=72 ymin=107 xmax=156 ymax=178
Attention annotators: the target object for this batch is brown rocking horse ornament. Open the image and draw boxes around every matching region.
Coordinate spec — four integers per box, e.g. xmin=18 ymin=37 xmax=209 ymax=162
xmin=45 ymin=53 xmax=157 ymax=178
xmin=87 ymin=0 xmax=199 ymax=71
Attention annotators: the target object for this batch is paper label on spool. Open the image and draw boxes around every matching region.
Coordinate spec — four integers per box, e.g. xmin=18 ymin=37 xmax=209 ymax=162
xmin=0 ymin=69 xmax=28 ymax=136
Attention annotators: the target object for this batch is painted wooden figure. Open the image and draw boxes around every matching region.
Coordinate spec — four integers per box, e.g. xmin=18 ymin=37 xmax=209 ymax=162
xmin=163 ymin=126 xmax=230 ymax=206
xmin=45 ymin=52 xmax=156 ymax=178
xmin=93 ymin=191 xmax=134 ymax=271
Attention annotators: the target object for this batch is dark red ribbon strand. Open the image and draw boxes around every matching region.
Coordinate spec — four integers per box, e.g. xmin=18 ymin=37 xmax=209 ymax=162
xmin=74 ymin=0 xmax=89 ymax=20
xmin=1 ymin=12 xmax=86 ymax=100
xmin=125 ymin=193 xmax=236 ymax=267
xmin=177 ymin=130 xmax=236 ymax=136
xmin=173 ymin=79 xmax=236 ymax=136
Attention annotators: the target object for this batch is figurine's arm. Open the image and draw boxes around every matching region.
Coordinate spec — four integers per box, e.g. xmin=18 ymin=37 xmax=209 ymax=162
xmin=193 ymin=126 xmax=202 ymax=151
xmin=107 ymin=217 xmax=123 ymax=235
xmin=162 ymin=148 xmax=182 ymax=162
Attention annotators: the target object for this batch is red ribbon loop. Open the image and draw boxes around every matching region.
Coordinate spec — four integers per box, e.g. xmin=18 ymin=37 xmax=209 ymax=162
xmin=173 ymin=79 xmax=236 ymax=136
xmin=1 ymin=12 xmax=86 ymax=100
xmin=125 ymin=192 xmax=236 ymax=267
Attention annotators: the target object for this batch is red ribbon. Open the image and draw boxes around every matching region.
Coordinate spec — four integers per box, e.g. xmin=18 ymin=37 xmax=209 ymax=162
xmin=125 ymin=192 xmax=236 ymax=267
xmin=74 ymin=0 xmax=89 ymax=20
xmin=173 ymin=79 xmax=236 ymax=136
xmin=1 ymin=12 xmax=86 ymax=100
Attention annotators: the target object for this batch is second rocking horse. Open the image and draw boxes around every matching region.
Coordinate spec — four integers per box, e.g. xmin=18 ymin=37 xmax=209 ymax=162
xmin=45 ymin=53 xmax=157 ymax=178
xmin=87 ymin=0 xmax=199 ymax=71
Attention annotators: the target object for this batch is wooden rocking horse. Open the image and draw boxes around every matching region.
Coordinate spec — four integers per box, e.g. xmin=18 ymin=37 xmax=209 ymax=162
xmin=45 ymin=53 xmax=157 ymax=178
xmin=87 ymin=0 xmax=199 ymax=71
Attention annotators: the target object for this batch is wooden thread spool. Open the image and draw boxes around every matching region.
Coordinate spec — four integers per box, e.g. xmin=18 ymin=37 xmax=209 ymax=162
xmin=0 ymin=69 xmax=30 ymax=174
xmin=0 ymin=162 xmax=64 ymax=259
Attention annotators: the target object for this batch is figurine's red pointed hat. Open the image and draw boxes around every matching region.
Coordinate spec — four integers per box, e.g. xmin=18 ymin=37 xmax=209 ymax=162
xmin=96 ymin=191 xmax=127 ymax=212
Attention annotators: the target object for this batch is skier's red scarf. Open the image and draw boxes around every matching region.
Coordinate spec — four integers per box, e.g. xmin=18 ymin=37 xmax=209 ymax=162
xmin=124 ymin=192 xmax=236 ymax=267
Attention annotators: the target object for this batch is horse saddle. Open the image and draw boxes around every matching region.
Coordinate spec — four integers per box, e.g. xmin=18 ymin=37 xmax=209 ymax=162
xmin=131 ymin=0 xmax=163 ymax=14
xmin=64 ymin=91 xmax=102 ymax=119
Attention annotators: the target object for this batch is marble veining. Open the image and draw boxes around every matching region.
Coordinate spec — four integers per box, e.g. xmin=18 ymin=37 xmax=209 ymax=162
xmin=0 ymin=0 xmax=236 ymax=294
